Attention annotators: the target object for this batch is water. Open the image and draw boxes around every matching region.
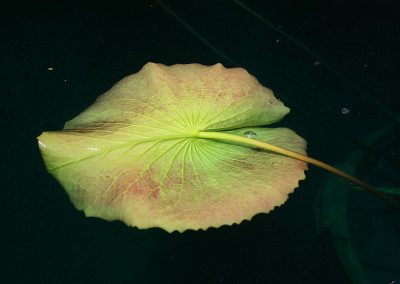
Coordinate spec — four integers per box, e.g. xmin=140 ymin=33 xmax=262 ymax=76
xmin=244 ymin=131 xmax=257 ymax=139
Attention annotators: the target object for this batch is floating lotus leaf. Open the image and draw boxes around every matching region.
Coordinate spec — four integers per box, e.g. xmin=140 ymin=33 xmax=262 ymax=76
xmin=37 ymin=62 xmax=307 ymax=232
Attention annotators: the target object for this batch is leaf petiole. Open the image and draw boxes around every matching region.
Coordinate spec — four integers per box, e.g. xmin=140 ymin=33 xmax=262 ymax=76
xmin=197 ymin=131 xmax=400 ymax=209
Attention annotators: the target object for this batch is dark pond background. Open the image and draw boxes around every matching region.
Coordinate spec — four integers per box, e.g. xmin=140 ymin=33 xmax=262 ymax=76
xmin=1 ymin=0 xmax=399 ymax=283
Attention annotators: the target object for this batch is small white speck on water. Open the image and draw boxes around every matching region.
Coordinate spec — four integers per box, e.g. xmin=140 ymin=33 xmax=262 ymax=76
xmin=341 ymin=107 xmax=351 ymax=115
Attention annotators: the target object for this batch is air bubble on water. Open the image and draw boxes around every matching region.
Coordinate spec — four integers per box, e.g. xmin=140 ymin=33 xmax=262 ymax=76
xmin=244 ymin=131 xmax=257 ymax=139
xmin=341 ymin=107 xmax=351 ymax=114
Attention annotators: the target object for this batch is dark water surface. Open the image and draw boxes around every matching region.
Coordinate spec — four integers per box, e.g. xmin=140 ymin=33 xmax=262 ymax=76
xmin=1 ymin=0 xmax=399 ymax=283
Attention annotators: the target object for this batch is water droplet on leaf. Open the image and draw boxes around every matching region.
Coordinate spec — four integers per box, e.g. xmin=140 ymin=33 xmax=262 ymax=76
xmin=244 ymin=131 xmax=257 ymax=139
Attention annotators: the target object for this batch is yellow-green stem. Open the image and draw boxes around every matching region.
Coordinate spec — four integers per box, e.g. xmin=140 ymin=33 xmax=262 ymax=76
xmin=198 ymin=131 xmax=400 ymax=209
